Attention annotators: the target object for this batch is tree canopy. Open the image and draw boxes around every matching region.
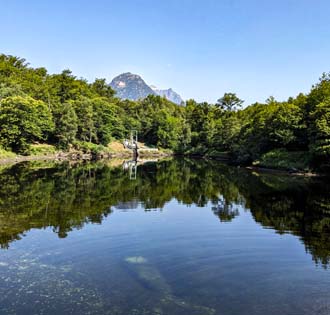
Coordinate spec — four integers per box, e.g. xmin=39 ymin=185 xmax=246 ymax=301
xmin=0 ymin=54 xmax=329 ymax=171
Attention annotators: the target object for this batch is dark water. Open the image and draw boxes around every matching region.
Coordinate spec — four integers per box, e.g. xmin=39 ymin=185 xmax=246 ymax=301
xmin=0 ymin=158 xmax=330 ymax=315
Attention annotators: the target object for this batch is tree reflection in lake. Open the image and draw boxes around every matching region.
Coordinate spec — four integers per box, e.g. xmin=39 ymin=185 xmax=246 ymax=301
xmin=212 ymin=196 xmax=240 ymax=222
xmin=0 ymin=158 xmax=329 ymax=267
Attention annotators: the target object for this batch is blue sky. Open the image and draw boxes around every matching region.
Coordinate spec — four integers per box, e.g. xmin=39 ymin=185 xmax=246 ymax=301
xmin=1 ymin=0 xmax=329 ymax=104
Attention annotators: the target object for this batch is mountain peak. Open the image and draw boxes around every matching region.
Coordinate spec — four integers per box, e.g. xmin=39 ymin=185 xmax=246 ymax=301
xmin=110 ymin=72 xmax=156 ymax=100
xmin=110 ymin=72 xmax=184 ymax=105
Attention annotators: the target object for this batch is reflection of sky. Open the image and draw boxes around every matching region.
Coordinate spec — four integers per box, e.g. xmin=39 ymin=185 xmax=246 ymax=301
xmin=1 ymin=199 xmax=330 ymax=314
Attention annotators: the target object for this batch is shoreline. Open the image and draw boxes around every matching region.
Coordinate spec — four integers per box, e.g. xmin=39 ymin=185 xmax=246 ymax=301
xmin=0 ymin=151 xmax=323 ymax=177
xmin=0 ymin=150 xmax=173 ymax=166
xmin=245 ymin=166 xmax=320 ymax=177
xmin=186 ymin=153 xmax=322 ymax=177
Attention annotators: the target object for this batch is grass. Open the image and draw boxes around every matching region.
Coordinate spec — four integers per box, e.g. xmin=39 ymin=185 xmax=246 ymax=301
xmin=107 ymin=140 xmax=127 ymax=152
xmin=0 ymin=147 xmax=16 ymax=159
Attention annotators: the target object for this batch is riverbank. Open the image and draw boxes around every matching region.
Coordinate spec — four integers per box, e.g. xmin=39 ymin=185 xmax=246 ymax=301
xmin=0 ymin=142 xmax=173 ymax=166
xmin=185 ymin=148 xmax=326 ymax=176
xmin=245 ymin=166 xmax=320 ymax=177
xmin=0 ymin=145 xmax=324 ymax=177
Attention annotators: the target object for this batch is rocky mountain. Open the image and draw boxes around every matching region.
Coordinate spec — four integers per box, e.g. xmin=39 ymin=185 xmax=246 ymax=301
xmin=110 ymin=72 xmax=156 ymax=100
xmin=151 ymin=86 xmax=184 ymax=105
xmin=110 ymin=72 xmax=183 ymax=105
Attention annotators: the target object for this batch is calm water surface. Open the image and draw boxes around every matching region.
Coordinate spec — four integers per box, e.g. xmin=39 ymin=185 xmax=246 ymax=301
xmin=0 ymin=158 xmax=329 ymax=315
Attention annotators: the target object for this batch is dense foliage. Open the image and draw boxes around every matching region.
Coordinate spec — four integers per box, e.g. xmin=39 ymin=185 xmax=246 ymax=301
xmin=0 ymin=54 xmax=329 ymax=170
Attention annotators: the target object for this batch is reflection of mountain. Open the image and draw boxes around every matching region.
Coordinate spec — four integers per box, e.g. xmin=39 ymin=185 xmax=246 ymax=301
xmin=0 ymin=159 xmax=329 ymax=268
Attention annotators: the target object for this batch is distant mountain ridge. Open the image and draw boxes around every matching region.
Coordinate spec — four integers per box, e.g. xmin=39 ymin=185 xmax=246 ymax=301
xmin=150 ymin=86 xmax=184 ymax=105
xmin=110 ymin=72 xmax=183 ymax=105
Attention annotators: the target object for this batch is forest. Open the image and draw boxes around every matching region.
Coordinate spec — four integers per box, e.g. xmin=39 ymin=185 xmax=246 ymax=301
xmin=0 ymin=54 xmax=329 ymax=171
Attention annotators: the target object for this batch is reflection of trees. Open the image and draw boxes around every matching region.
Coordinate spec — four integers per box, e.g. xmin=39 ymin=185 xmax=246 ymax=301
xmin=0 ymin=159 xmax=241 ymax=248
xmin=233 ymin=173 xmax=330 ymax=268
xmin=0 ymin=159 xmax=330 ymax=268
xmin=212 ymin=197 xmax=240 ymax=222
xmin=0 ymin=162 xmax=113 ymax=248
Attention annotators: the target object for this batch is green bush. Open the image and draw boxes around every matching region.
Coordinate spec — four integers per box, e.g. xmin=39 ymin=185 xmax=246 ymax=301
xmin=0 ymin=96 xmax=54 ymax=153
xmin=74 ymin=141 xmax=110 ymax=155
xmin=0 ymin=147 xmax=16 ymax=158
xmin=256 ymin=149 xmax=311 ymax=171
xmin=27 ymin=144 xmax=57 ymax=156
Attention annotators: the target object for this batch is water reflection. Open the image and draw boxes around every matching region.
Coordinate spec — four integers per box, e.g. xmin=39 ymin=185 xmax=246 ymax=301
xmin=0 ymin=158 xmax=329 ymax=268
xmin=212 ymin=196 xmax=240 ymax=222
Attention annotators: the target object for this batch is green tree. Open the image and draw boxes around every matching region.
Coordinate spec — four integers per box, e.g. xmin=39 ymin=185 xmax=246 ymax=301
xmin=307 ymin=73 xmax=330 ymax=113
xmin=157 ymin=111 xmax=182 ymax=149
xmin=54 ymin=102 xmax=78 ymax=148
xmin=90 ymin=79 xmax=116 ymax=99
xmin=267 ymin=102 xmax=306 ymax=149
xmin=212 ymin=114 xmax=240 ymax=151
xmin=310 ymin=98 xmax=330 ymax=157
xmin=73 ymin=97 xmax=96 ymax=142
xmin=92 ymin=98 xmax=124 ymax=144
xmin=216 ymin=93 xmax=244 ymax=111
xmin=186 ymin=100 xmax=213 ymax=149
xmin=0 ymin=96 xmax=54 ymax=152
xmin=0 ymin=83 xmax=25 ymax=100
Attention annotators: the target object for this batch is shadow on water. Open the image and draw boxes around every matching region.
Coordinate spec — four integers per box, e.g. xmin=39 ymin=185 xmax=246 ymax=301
xmin=0 ymin=158 xmax=330 ymax=268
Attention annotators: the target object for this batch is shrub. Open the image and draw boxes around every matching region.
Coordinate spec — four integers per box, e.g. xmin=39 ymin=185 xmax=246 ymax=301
xmin=256 ymin=149 xmax=311 ymax=171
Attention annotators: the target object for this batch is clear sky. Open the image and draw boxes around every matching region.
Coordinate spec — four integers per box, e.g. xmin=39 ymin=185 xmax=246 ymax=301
xmin=1 ymin=0 xmax=329 ymax=104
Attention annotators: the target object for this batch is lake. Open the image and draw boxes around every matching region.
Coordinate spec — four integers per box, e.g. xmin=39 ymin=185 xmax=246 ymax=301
xmin=0 ymin=158 xmax=329 ymax=315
